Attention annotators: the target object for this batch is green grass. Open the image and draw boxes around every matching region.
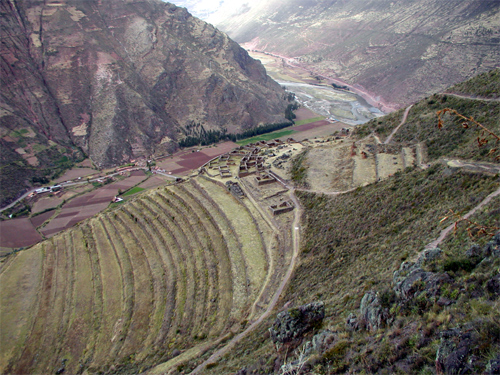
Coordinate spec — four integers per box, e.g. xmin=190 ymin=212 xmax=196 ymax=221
xmin=447 ymin=68 xmax=500 ymax=98
xmin=235 ymin=129 xmax=296 ymax=145
xmin=122 ymin=187 xmax=145 ymax=196
xmin=197 ymin=165 xmax=499 ymax=374
xmin=293 ymin=116 xmax=325 ymax=126
xmin=355 ymin=94 xmax=499 ymax=162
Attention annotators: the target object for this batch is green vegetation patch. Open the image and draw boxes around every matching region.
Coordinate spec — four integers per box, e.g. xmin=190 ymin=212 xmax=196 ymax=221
xmin=356 ymin=95 xmax=499 ymax=162
xmin=235 ymin=129 xmax=296 ymax=146
xmin=447 ymin=68 xmax=500 ymax=99
xmin=122 ymin=186 xmax=145 ymax=196
xmin=294 ymin=116 xmax=326 ymax=126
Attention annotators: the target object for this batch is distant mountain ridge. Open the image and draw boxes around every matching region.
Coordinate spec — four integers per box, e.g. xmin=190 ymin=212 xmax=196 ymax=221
xmin=204 ymin=0 xmax=500 ymax=109
xmin=0 ymin=0 xmax=288 ymax=206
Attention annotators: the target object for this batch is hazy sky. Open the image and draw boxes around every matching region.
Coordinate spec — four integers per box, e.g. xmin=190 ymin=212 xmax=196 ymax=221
xmin=167 ymin=0 xmax=252 ymax=22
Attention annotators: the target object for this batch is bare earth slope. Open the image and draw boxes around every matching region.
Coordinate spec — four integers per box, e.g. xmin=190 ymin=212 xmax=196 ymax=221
xmin=210 ymin=0 xmax=500 ymax=109
xmin=0 ymin=0 xmax=287 ymax=206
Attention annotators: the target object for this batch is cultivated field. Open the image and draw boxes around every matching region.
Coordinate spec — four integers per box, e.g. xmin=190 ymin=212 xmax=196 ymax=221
xmin=39 ymin=171 xmax=147 ymax=237
xmin=0 ymin=175 xmax=291 ymax=374
xmin=0 ymin=218 xmax=42 ymax=253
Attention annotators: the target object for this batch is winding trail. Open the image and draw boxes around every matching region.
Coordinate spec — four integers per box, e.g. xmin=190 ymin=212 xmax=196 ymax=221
xmin=426 ymin=186 xmax=500 ymax=249
xmin=190 ymin=189 xmax=302 ymax=374
xmin=441 ymin=92 xmax=500 ymax=102
xmin=384 ymin=105 xmax=413 ymax=144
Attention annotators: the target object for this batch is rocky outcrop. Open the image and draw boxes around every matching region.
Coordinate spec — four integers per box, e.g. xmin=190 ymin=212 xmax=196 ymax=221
xmin=436 ymin=328 xmax=474 ymax=375
xmin=393 ymin=248 xmax=450 ymax=300
xmin=269 ymin=301 xmax=325 ymax=343
xmin=359 ymin=291 xmax=385 ymax=331
xmin=0 ymin=0 xmax=288 ymax=205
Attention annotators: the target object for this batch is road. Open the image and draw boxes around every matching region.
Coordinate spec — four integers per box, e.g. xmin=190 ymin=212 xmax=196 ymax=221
xmin=0 ymin=171 xmax=124 ymax=213
xmin=442 ymin=92 xmax=500 ymax=102
xmin=0 ymin=168 xmax=180 ymax=214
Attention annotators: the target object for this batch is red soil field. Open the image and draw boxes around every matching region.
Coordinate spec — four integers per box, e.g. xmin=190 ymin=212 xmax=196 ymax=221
xmin=170 ymin=167 xmax=190 ymax=175
xmin=0 ymin=218 xmax=42 ymax=248
xmin=32 ymin=196 xmax=64 ymax=213
xmin=30 ymin=210 xmax=56 ymax=228
xmin=294 ymin=120 xmax=332 ymax=131
xmin=40 ymin=172 xmax=147 ymax=237
xmin=294 ymin=107 xmax=318 ymax=121
xmin=138 ymin=175 xmax=171 ymax=189
xmin=53 ymin=167 xmax=96 ymax=183
xmin=157 ymin=141 xmax=238 ymax=175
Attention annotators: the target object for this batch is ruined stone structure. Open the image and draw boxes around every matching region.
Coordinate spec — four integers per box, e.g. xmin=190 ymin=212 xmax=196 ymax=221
xmin=255 ymin=173 xmax=277 ymax=186
xmin=226 ymin=181 xmax=245 ymax=198
xmin=270 ymin=200 xmax=294 ymax=216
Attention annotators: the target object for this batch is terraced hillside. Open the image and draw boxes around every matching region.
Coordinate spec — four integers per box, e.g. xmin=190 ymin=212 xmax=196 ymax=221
xmin=0 ymin=177 xmax=291 ymax=374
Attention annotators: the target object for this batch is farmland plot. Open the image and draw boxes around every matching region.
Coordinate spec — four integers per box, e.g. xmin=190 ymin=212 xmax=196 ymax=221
xmin=0 ymin=176 xmax=285 ymax=374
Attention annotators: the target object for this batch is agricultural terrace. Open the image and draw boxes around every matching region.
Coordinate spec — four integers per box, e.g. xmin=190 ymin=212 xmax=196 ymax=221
xmin=0 ymin=175 xmax=293 ymax=374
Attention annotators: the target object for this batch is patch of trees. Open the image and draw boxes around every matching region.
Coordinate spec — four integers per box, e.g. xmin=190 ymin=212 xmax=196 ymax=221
xmin=332 ymin=83 xmax=349 ymax=90
xmin=178 ymin=120 xmax=295 ymax=148
xmin=179 ymin=122 xmax=230 ymax=147
xmin=285 ymin=103 xmax=299 ymax=121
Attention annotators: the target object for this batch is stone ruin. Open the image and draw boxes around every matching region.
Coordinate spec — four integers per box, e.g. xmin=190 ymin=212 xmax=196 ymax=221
xmin=270 ymin=200 xmax=294 ymax=216
xmin=226 ymin=181 xmax=245 ymax=198
xmin=255 ymin=172 xmax=277 ymax=186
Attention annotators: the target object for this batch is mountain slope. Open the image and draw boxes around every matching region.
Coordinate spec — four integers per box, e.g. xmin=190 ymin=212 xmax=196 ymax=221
xmin=168 ymin=70 xmax=500 ymax=374
xmin=209 ymin=0 xmax=500 ymax=110
xmin=0 ymin=0 xmax=288 ymax=206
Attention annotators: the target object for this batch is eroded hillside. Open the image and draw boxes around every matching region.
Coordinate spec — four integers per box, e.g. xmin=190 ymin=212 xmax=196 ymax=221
xmin=211 ymin=0 xmax=500 ymax=110
xmin=0 ymin=0 xmax=288 ymax=206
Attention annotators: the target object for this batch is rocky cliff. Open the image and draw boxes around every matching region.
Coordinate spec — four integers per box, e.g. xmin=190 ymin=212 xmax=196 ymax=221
xmin=0 ymin=0 xmax=287 ymax=205
xmin=208 ymin=0 xmax=500 ymax=109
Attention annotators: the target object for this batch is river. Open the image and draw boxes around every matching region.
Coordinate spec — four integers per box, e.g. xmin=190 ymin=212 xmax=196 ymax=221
xmin=278 ymin=80 xmax=385 ymax=125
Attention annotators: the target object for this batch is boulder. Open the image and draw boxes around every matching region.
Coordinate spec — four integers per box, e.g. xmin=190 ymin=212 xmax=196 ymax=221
xmin=416 ymin=248 xmax=443 ymax=267
xmin=311 ymin=329 xmax=336 ymax=353
xmin=269 ymin=301 xmax=325 ymax=343
xmin=465 ymin=244 xmax=482 ymax=258
xmin=359 ymin=291 xmax=384 ymax=331
xmin=302 ymin=329 xmax=336 ymax=357
xmin=346 ymin=313 xmax=359 ymax=331
xmin=436 ymin=329 xmax=472 ymax=375
xmin=394 ymin=267 xmax=451 ymax=300
xmin=393 ymin=249 xmax=450 ymax=300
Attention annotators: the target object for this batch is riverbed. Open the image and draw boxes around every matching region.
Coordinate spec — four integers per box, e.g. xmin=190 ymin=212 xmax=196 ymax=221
xmin=249 ymin=50 xmax=386 ymax=125
xmin=278 ymin=80 xmax=385 ymax=125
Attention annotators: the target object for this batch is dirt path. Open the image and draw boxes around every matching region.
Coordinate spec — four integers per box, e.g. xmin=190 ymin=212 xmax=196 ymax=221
xmin=190 ymin=189 xmax=302 ymax=374
xmin=426 ymin=185 xmax=500 ymax=249
xmin=442 ymin=92 xmax=500 ymax=102
xmin=384 ymin=105 xmax=413 ymax=144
